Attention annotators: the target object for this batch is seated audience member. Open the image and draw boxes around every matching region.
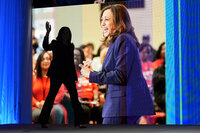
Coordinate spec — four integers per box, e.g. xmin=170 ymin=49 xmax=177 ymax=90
xmin=153 ymin=42 xmax=165 ymax=70
xmin=139 ymin=43 xmax=154 ymax=124
xmin=153 ymin=57 xmax=166 ymax=124
xmin=32 ymin=51 xmax=68 ymax=124
xmin=141 ymin=35 xmax=156 ymax=62
xmin=75 ymin=48 xmax=103 ymax=124
xmin=32 ymin=27 xmax=39 ymax=56
xmin=62 ymin=48 xmax=103 ymax=124
xmin=32 ymin=27 xmax=39 ymax=72
xmin=82 ymin=43 xmax=95 ymax=60
xmin=97 ymin=44 xmax=108 ymax=100
xmin=139 ymin=43 xmax=154 ymax=98
xmin=91 ymin=43 xmax=108 ymax=72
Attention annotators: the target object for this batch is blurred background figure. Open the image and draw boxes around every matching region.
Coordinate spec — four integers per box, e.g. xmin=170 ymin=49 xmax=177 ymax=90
xmin=94 ymin=0 xmax=105 ymax=4
xmin=82 ymin=43 xmax=95 ymax=60
xmin=139 ymin=43 xmax=154 ymax=124
xmin=153 ymin=42 xmax=166 ymax=124
xmin=91 ymin=43 xmax=108 ymax=72
xmin=32 ymin=51 xmax=68 ymax=124
xmin=139 ymin=43 xmax=154 ymax=99
xmin=153 ymin=61 xmax=166 ymax=124
xmin=75 ymin=48 xmax=103 ymax=124
xmin=32 ymin=27 xmax=39 ymax=72
xmin=32 ymin=27 xmax=39 ymax=56
xmin=61 ymin=48 xmax=104 ymax=124
xmin=142 ymin=35 xmax=156 ymax=62
xmin=142 ymin=35 xmax=150 ymax=44
xmin=153 ymin=42 xmax=165 ymax=70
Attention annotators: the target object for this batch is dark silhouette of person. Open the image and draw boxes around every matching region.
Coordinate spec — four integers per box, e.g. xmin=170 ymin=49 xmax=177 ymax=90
xmin=38 ymin=21 xmax=85 ymax=128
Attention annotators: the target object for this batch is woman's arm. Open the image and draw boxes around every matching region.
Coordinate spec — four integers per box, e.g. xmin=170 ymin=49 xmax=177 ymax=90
xmin=43 ymin=21 xmax=53 ymax=51
xmin=89 ymin=35 xmax=134 ymax=85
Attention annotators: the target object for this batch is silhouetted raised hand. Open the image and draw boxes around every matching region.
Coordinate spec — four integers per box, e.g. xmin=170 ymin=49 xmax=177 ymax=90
xmin=46 ymin=21 xmax=51 ymax=34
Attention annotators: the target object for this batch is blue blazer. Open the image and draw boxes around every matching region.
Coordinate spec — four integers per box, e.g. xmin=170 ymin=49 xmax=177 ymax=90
xmin=89 ymin=33 xmax=154 ymax=117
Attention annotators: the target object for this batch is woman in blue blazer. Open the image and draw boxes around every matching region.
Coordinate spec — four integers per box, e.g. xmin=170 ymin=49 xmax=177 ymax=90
xmin=81 ymin=4 xmax=154 ymax=124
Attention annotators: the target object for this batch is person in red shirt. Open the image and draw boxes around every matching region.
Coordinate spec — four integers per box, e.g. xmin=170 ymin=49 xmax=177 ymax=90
xmin=139 ymin=43 xmax=154 ymax=98
xmin=74 ymin=48 xmax=102 ymax=124
xmin=32 ymin=51 xmax=68 ymax=124
xmin=61 ymin=48 xmax=102 ymax=124
xmin=139 ymin=43 xmax=154 ymax=124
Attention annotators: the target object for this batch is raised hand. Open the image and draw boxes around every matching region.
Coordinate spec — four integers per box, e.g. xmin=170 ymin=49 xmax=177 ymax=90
xmin=83 ymin=58 xmax=92 ymax=69
xmin=45 ymin=21 xmax=51 ymax=33
xmin=79 ymin=64 xmax=90 ymax=78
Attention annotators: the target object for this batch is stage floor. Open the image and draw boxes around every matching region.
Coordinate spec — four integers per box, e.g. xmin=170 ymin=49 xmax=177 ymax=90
xmin=0 ymin=124 xmax=200 ymax=133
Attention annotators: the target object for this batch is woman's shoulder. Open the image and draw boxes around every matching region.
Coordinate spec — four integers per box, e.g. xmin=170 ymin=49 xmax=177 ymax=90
xmin=113 ymin=33 xmax=137 ymax=50
xmin=114 ymin=33 xmax=136 ymax=47
xmin=116 ymin=33 xmax=134 ymax=41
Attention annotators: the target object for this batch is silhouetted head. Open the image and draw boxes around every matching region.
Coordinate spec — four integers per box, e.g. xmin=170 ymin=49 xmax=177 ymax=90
xmin=56 ymin=27 xmax=72 ymax=45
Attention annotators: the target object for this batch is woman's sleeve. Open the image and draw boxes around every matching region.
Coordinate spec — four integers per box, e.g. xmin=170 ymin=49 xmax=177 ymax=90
xmin=89 ymin=35 xmax=132 ymax=85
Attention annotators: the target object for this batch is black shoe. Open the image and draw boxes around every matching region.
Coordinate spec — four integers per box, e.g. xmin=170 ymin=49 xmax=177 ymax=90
xmin=74 ymin=124 xmax=87 ymax=128
xmin=79 ymin=124 xmax=87 ymax=128
xmin=41 ymin=123 xmax=48 ymax=128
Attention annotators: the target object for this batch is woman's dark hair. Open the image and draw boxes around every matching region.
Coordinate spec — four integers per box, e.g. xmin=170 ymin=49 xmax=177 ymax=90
xmin=155 ymin=42 xmax=165 ymax=60
xmin=35 ymin=51 xmax=51 ymax=78
xmin=56 ymin=27 xmax=72 ymax=45
xmin=75 ymin=48 xmax=85 ymax=65
xmin=100 ymin=4 xmax=140 ymax=47
xmin=86 ymin=43 xmax=94 ymax=50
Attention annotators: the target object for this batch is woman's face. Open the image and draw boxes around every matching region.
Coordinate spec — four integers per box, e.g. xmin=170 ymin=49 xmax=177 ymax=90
xmin=160 ymin=44 xmax=165 ymax=59
xmin=74 ymin=49 xmax=81 ymax=67
xmin=100 ymin=9 xmax=116 ymax=37
xmin=41 ymin=53 xmax=51 ymax=70
xmin=140 ymin=46 xmax=152 ymax=62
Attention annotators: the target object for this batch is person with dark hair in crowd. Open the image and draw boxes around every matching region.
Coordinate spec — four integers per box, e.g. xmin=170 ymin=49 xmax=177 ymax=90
xmin=32 ymin=28 xmax=38 ymax=56
xmin=139 ymin=43 xmax=154 ymax=98
xmin=153 ymin=42 xmax=166 ymax=124
xmin=91 ymin=43 xmax=108 ymax=72
xmin=142 ymin=35 xmax=150 ymax=44
xmin=142 ymin=35 xmax=156 ymax=62
xmin=82 ymin=43 xmax=95 ymax=60
xmin=74 ymin=48 xmax=103 ymax=124
xmin=81 ymin=4 xmax=154 ymax=124
xmin=95 ymin=44 xmax=107 ymax=57
xmin=153 ymin=58 xmax=166 ymax=124
xmin=32 ymin=28 xmax=39 ymax=73
xmin=32 ymin=51 xmax=68 ymax=124
xmin=139 ymin=43 xmax=154 ymax=124
xmin=153 ymin=42 xmax=165 ymax=70
xmin=38 ymin=22 xmax=85 ymax=128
